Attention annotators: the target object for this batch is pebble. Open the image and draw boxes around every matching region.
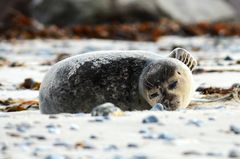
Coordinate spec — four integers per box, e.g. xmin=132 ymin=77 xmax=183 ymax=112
xmin=158 ymin=132 xmax=175 ymax=141
xmin=16 ymin=123 xmax=31 ymax=133
xmin=230 ymin=125 xmax=240 ymax=134
xmin=46 ymin=124 xmax=61 ymax=134
xmin=182 ymin=150 xmax=202 ymax=156
xmin=30 ymin=135 xmax=46 ymax=140
xmin=53 ymin=141 xmax=72 ymax=149
xmin=206 ymin=152 xmax=223 ymax=157
xmin=91 ymin=102 xmax=122 ymax=116
xmin=69 ymin=124 xmax=79 ymax=131
xmin=0 ymin=142 xmax=7 ymax=151
xmin=32 ymin=146 xmax=49 ymax=156
xmin=208 ymin=117 xmax=216 ymax=121
xmin=89 ymin=135 xmax=98 ymax=139
xmin=127 ymin=143 xmax=139 ymax=148
xmin=150 ymin=103 xmax=165 ymax=111
xmin=224 ymin=55 xmax=233 ymax=61
xmin=45 ymin=154 xmax=67 ymax=159
xmin=228 ymin=149 xmax=240 ymax=158
xmin=186 ymin=119 xmax=203 ymax=127
xmin=104 ymin=145 xmax=118 ymax=151
xmin=142 ymin=115 xmax=158 ymax=124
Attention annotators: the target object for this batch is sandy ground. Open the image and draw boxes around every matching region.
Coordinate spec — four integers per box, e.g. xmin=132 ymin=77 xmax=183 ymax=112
xmin=0 ymin=37 xmax=240 ymax=159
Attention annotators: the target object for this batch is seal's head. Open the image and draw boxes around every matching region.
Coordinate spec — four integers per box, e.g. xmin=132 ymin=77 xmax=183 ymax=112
xmin=139 ymin=58 xmax=193 ymax=110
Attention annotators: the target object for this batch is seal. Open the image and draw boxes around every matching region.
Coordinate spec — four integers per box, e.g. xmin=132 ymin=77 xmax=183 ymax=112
xmin=39 ymin=48 xmax=197 ymax=114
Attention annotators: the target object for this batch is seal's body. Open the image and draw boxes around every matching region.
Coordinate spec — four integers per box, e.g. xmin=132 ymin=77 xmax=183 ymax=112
xmin=39 ymin=49 xmax=197 ymax=114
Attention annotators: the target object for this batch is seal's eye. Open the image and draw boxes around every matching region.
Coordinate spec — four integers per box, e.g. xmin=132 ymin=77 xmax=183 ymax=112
xmin=168 ymin=81 xmax=178 ymax=89
xmin=149 ymin=92 xmax=159 ymax=99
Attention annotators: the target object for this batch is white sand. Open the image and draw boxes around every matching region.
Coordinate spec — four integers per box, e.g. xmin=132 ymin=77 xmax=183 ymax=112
xmin=0 ymin=38 xmax=240 ymax=159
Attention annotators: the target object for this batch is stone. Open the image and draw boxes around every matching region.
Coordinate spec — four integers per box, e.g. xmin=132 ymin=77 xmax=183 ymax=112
xmin=91 ymin=103 xmax=122 ymax=116
xmin=31 ymin=0 xmax=236 ymax=25
xmin=142 ymin=115 xmax=159 ymax=124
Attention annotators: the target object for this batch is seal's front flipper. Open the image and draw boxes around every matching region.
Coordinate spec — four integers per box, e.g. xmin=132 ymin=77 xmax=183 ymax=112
xmin=169 ymin=48 xmax=197 ymax=71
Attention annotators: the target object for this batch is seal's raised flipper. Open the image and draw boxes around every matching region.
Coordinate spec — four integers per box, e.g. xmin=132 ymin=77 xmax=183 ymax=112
xmin=169 ymin=48 xmax=197 ymax=71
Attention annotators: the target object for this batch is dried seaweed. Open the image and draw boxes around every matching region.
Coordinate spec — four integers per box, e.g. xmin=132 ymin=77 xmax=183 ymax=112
xmin=0 ymin=100 xmax=39 ymax=112
xmin=1 ymin=11 xmax=240 ymax=41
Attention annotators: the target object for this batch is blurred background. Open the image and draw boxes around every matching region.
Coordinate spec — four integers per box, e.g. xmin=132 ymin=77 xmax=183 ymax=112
xmin=0 ymin=0 xmax=240 ymax=41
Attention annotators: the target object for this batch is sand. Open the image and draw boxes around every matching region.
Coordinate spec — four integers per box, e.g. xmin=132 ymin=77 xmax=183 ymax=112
xmin=0 ymin=37 xmax=240 ymax=159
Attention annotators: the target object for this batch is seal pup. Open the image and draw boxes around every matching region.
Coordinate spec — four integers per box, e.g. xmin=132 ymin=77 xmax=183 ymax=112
xmin=39 ymin=48 xmax=197 ymax=114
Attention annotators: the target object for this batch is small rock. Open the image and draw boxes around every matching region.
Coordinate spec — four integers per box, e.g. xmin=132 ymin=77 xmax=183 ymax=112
xmin=230 ymin=125 xmax=240 ymax=134
xmin=150 ymin=103 xmax=165 ymax=111
xmin=224 ymin=56 xmax=233 ymax=61
xmin=228 ymin=149 xmax=240 ymax=158
xmin=206 ymin=152 xmax=223 ymax=157
xmin=104 ymin=145 xmax=118 ymax=151
xmin=139 ymin=129 xmax=148 ymax=134
xmin=49 ymin=115 xmax=58 ymax=119
xmin=53 ymin=141 xmax=72 ymax=149
xmin=89 ymin=116 xmax=110 ymax=122
xmin=16 ymin=123 xmax=31 ymax=133
xmin=20 ymin=78 xmax=41 ymax=90
xmin=30 ymin=135 xmax=46 ymax=140
xmin=183 ymin=150 xmax=202 ymax=156
xmin=127 ymin=143 xmax=138 ymax=148
xmin=91 ymin=102 xmax=122 ymax=116
xmin=158 ymin=132 xmax=175 ymax=141
xmin=32 ymin=146 xmax=49 ymax=156
xmin=75 ymin=142 xmax=95 ymax=149
xmin=89 ymin=135 xmax=98 ymax=139
xmin=69 ymin=124 xmax=79 ymax=131
xmin=45 ymin=154 xmax=66 ymax=159
xmin=186 ymin=119 xmax=203 ymax=127
xmin=208 ymin=117 xmax=215 ymax=121
xmin=142 ymin=115 xmax=158 ymax=124
xmin=0 ymin=142 xmax=7 ymax=151
xmin=46 ymin=124 xmax=61 ymax=134
xmin=9 ymin=62 xmax=24 ymax=67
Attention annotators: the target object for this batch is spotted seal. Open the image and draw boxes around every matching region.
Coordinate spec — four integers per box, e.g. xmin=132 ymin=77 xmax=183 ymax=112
xmin=39 ymin=48 xmax=197 ymax=114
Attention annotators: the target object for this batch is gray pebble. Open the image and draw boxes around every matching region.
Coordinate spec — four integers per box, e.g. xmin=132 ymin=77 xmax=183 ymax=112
xmin=32 ymin=146 xmax=49 ymax=156
xmin=228 ymin=149 xmax=240 ymax=158
xmin=230 ymin=125 xmax=240 ymax=135
xmin=186 ymin=119 xmax=203 ymax=127
xmin=91 ymin=103 xmax=122 ymax=116
xmin=46 ymin=124 xmax=61 ymax=134
xmin=30 ymin=135 xmax=46 ymax=140
xmin=0 ymin=142 xmax=7 ymax=152
xmin=206 ymin=152 xmax=223 ymax=157
xmin=89 ymin=135 xmax=98 ymax=139
xmin=182 ymin=150 xmax=202 ymax=156
xmin=150 ymin=103 xmax=165 ymax=111
xmin=142 ymin=115 xmax=158 ymax=124
xmin=127 ymin=143 xmax=138 ymax=148
xmin=69 ymin=124 xmax=79 ymax=131
xmin=224 ymin=56 xmax=233 ymax=61
xmin=53 ymin=141 xmax=72 ymax=149
xmin=16 ymin=123 xmax=31 ymax=133
xmin=158 ymin=132 xmax=175 ymax=141
xmin=45 ymin=154 xmax=66 ymax=159
xmin=104 ymin=145 xmax=118 ymax=151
